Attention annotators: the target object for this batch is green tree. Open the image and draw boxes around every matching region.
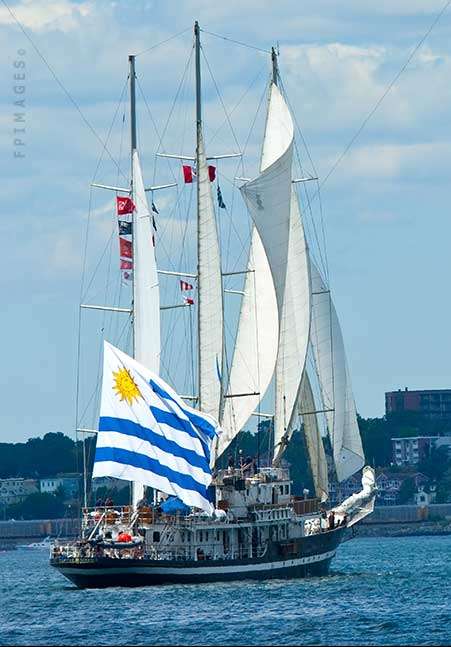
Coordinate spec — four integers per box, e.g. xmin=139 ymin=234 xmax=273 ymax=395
xmin=418 ymin=446 xmax=450 ymax=481
xmin=397 ymin=477 xmax=416 ymax=504
xmin=6 ymin=492 xmax=65 ymax=520
xmin=436 ymin=467 xmax=451 ymax=503
xmin=90 ymin=485 xmax=130 ymax=506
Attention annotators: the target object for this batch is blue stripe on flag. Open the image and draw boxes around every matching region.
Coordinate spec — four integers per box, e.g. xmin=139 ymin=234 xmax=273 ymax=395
xmin=149 ymin=407 xmax=210 ymax=458
xmin=99 ymin=416 xmax=210 ymax=474
xmin=149 ymin=379 xmax=217 ymax=439
xmin=94 ymin=446 xmax=210 ymax=500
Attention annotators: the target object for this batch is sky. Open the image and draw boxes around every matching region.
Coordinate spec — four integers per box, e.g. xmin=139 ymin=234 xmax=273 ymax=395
xmin=1 ymin=0 xmax=451 ymax=442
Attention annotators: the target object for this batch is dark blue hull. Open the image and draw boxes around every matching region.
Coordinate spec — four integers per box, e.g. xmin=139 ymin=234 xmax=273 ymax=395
xmin=51 ymin=527 xmax=345 ymax=588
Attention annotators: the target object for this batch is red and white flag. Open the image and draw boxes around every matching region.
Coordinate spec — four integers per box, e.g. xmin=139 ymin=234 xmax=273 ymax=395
xmin=184 ymin=297 xmax=194 ymax=305
xmin=116 ymin=196 xmax=135 ymax=215
xmin=180 ymin=280 xmax=193 ymax=291
xmin=182 ymin=165 xmax=216 ymax=183
xmin=120 ymin=259 xmax=133 ymax=270
xmin=183 ymin=165 xmax=196 ymax=183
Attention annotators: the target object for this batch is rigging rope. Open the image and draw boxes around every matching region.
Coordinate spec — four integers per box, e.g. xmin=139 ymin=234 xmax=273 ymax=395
xmin=201 ymin=28 xmax=272 ymax=54
xmin=317 ymin=0 xmax=451 ymax=194
xmin=134 ymin=27 xmax=192 ymax=57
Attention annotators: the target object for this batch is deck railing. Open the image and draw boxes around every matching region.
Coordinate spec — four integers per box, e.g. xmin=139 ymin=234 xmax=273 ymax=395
xmin=81 ymin=506 xmax=232 ymax=534
xmin=51 ymin=540 xmax=268 ymax=563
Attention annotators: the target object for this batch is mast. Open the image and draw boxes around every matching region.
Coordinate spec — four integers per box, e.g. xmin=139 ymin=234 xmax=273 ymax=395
xmin=271 ymin=46 xmax=279 ymax=86
xmin=193 ymin=20 xmax=224 ymax=423
xmin=129 ymin=54 xmax=137 ymax=357
xmin=128 ymin=53 xmax=144 ymax=508
xmin=194 ymin=21 xmax=202 ymax=410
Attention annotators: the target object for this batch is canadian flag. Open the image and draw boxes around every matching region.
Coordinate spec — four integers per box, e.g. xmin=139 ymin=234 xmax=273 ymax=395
xmin=184 ymin=297 xmax=194 ymax=305
xmin=182 ymin=165 xmax=216 ymax=183
xmin=180 ymin=280 xmax=193 ymax=291
xmin=116 ymin=196 xmax=135 ymax=215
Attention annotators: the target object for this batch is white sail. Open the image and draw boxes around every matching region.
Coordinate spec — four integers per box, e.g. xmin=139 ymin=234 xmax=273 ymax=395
xmin=218 ymin=228 xmax=278 ymax=459
xmin=132 ymin=150 xmax=161 ymax=373
xmin=274 ymin=188 xmax=311 ymax=453
xmin=218 ymin=82 xmax=293 ymax=459
xmin=240 ymin=82 xmax=294 ymax=319
xmin=132 ymin=150 xmax=161 ymax=506
xmin=298 ymin=372 xmax=328 ymax=502
xmin=197 ymin=133 xmax=223 ymax=420
xmin=332 ymin=466 xmax=376 ymax=526
xmin=310 ymin=261 xmax=364 ymax=482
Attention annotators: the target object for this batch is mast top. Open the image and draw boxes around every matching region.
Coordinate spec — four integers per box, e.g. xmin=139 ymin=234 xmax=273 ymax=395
xmin=129 ymin=54 xmax=137 ymax=153
xmin=194 ymin=20 xmax=202 ymax=129
xmin=271 ymin=46 xmax=279 ymax=86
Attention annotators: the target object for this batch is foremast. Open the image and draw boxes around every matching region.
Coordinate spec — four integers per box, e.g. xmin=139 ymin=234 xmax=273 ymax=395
xmin=128 ymin=54 xmax=161 ymax=508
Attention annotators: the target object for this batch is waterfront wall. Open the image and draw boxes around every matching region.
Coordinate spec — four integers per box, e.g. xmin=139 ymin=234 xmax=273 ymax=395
xmin=362 ymin=503 xmax=451 ymax=524
xmin=0 ymin=518 xmax=80 ymax=543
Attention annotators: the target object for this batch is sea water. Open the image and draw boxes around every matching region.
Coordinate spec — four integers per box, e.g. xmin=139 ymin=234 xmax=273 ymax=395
xmin=0 ymin=535 xmax=449 ymax=646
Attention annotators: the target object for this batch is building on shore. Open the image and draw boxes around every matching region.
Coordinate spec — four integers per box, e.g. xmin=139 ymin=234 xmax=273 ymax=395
xmin=39 ymin=473 xmax=81 ymax=502
xmin=391 ymin=436 xmax=436 ymax=466
xmin=385 ymin=387 xmax=451 ymax=420
xmin=391 ymin=435 xmax=451 ymax=467
xmin=375 ymin=470 xmax=429 ymax=505
xmin=90 ymin=476 xmax=128 ymax=493
xmin=0 ymin=478 xmax=39 ymax=506
xmin=328 ymin=469 xmax=432 ymax=507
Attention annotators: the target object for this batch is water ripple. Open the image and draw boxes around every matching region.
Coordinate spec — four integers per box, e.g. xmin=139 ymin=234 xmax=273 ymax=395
xmin=0 ymin=535 xmax=450 ymax=646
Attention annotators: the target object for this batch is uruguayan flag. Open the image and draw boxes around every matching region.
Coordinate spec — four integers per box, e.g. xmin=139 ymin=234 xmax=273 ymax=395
xmin=92 ymin=341 xmax=219 ymax=513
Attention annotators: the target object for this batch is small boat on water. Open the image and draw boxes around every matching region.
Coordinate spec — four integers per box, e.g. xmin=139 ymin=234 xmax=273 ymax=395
xmin=51 ymin=21 xmax=376 ymax=588
xmin=19 ymin=536 xmax=52 ymax=550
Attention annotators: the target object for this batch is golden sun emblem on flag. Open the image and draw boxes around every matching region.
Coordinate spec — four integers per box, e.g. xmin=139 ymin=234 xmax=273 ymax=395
xmin=112 ymin=367 xmax=141 ymax=405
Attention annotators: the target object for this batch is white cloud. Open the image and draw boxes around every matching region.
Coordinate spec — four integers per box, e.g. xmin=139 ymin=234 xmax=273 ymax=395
xmin=0 ymin=0 xmax=92 ymax=32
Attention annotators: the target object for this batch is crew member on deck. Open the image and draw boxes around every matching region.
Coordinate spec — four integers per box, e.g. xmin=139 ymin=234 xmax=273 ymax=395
xmin=328 ymin=510 xmax=336 ymax=530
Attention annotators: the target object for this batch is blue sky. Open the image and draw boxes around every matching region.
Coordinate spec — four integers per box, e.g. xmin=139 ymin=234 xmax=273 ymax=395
xmin=1 ymin=0 xmax=451 ymax=442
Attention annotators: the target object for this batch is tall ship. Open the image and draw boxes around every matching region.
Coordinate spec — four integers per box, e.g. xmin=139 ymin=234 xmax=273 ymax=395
xmin=51 ymin=22 xmax=376 ymax=588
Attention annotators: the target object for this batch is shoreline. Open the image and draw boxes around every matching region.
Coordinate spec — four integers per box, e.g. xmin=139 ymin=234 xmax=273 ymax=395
xmin=354 ymin=520 xmax=451 ymax=538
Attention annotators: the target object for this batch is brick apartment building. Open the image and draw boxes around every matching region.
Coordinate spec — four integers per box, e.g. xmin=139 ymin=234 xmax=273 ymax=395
xmin=385 ymin=388 xmax=451 ymax=420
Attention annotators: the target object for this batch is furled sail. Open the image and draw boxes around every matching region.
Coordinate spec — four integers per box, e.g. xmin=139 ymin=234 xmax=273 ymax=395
xmin=218 ymin=228 xmax=278 ymax=459
xmin=298 ymin=372 xmax=328 ymax=502
xmin=132 ymin=150 xmax=161 ymax=506
xmin=240 ymin=82 xmax=294 ymax=318
xmin=197 ymin=133 xmax=224 ymax=420
xmin=310 ymin=261 xmax=364 ymax=482
xmin=273 ymin=188 xmax=311 ymax=455
xmin=133 ymin=151 xmax=161 ymax=373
